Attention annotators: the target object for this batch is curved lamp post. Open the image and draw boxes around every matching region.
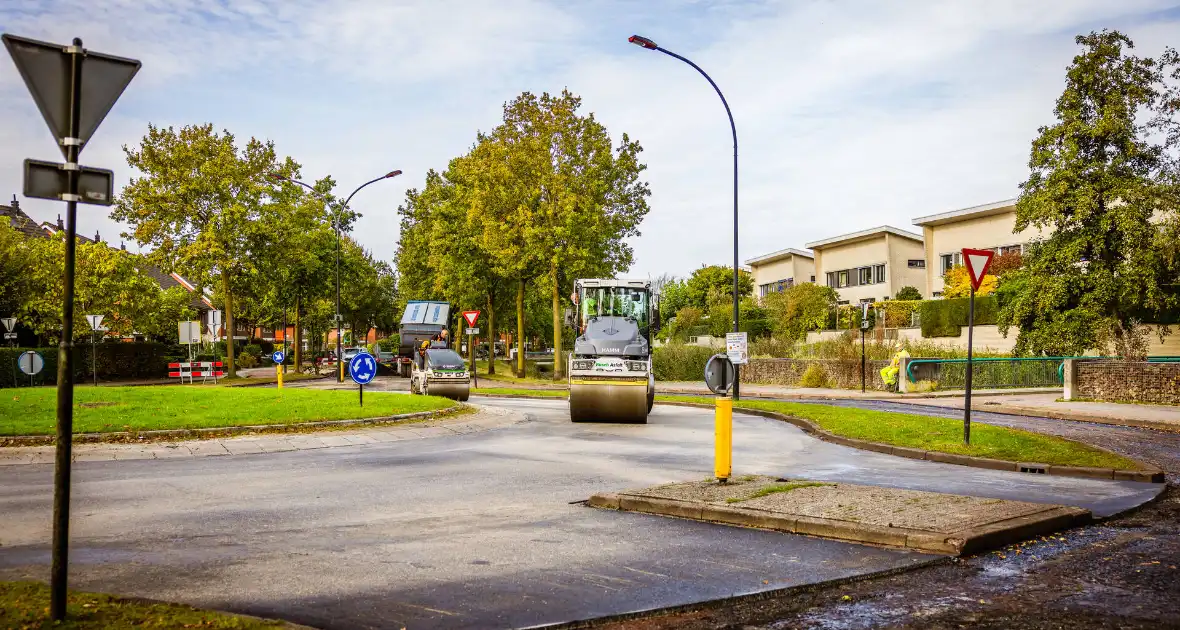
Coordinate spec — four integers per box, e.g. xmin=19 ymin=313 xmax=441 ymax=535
xmin=628 ymin=34 xmax=741 ymax=399
xmin=270 ymin=170 xmax=402 ymax=382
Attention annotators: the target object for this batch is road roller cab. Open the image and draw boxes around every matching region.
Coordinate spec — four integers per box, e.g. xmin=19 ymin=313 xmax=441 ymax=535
xmin=567 ymin=279 xmax=658 ymax=423
xmin=410 ymin=347 xmax=471 ymax=401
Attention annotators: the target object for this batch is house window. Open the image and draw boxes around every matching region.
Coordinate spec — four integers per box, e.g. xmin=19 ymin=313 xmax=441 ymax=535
xmin=837 ymin=271 xmax=849 ymax=288
xmin=940 ymin=252 xmax=962 ymax=274
xmin=907 ymin=259 xmax=925 ymax=269
xmin=857 ymin=267 xmax=873 ymax=285
xmin=810 ymin=275 xmax=816 ymax=282
xmin=859 ymin=298 xmax=874 ymax=304
xmin=826 ymin=272 xmax=836 ymax=288
xmin=874 ymin=264 xmax=885 ymax=284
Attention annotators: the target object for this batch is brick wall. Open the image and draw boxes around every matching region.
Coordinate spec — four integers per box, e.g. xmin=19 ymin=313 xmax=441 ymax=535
xmin=741 ymin=358 xmax=891 ymax=390
xmin=1075 ymin=360 xmax=1180 ymax=405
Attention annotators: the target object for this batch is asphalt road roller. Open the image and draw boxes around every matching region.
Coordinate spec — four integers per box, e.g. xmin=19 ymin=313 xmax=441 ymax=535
xmin=568 ymin=278 xmax=658 ymax=423
xmin=410 ymin=346 xmax=470 ymax=401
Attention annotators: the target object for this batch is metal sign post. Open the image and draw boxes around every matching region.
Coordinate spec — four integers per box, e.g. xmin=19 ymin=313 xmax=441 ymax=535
xmin=462 ymin=310 xmax=480 ymax=387
xmin=960 ymin=248 xmax=996 ymax=446
xmin=4 ymin=33 xmax=140 ymax=621
xmin=85 ymin=315 xmax=103 ymax=386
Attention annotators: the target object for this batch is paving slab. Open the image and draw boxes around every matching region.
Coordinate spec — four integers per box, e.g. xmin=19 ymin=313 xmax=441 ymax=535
xmin=591 ymin=475 xmax=1092 ymax=556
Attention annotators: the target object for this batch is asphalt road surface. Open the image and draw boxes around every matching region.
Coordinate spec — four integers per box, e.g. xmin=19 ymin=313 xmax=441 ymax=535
xmin=0 ymin=395 xmax=1162 ymax=629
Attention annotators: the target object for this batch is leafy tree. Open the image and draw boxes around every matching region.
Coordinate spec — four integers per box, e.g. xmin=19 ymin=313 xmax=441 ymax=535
xmin=894 ymin=286 xmax=923 ymax=301
xmin=658 ymin=278 xmax=689 ymax=326
xmin=989 ymin=251 xmax=1024 ymax=277
xmin=669 ymin=306 xmax=703 ymax=340
xmin=708 ymin=296 xmax=767 ymax=338
xmin=683 ymin=264 xmax=753 ymax=311
xmin=941 ymin=265 xmax=997 ymax=298
xmin=762 ymin=283 xmax=839 ymax=341
xmin=114 ymin=124 xmax=295 ymax=375
xmin=0 ymin=220 xmax=36 ymax=320
xmin=998 ymin=31 xmax=1180 ymax=356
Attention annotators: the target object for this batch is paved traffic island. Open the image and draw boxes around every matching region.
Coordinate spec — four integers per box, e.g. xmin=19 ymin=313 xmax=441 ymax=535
xmin=589 ymin=475 xmax=1091 ymax=556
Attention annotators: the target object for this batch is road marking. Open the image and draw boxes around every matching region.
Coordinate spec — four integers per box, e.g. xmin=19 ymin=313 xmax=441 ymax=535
xmin=623 ymin=566 xmax=669 ymax=578
xmin=393 ymin=602 xmax=460 ymax=617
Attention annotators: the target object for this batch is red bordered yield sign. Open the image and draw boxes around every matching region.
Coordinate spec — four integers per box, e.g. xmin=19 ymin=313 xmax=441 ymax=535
xmin=462 ymin=310 xmax=480 ymax=327
xmin=961 ymin=248 xmax=996 ymax=292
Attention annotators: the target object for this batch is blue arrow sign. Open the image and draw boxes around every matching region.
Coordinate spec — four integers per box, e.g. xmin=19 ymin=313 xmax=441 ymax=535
xmin=349 ymin=352 xmax=376 ymax=385
xmin=271 ymin=350 xmax=285 ymax=364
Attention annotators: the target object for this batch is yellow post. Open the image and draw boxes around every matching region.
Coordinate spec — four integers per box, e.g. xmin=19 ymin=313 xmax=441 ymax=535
xmin=715 ymin=395 xmax=732 ymax=482
xmin=276 ymin=362 xmax=283 ymax=389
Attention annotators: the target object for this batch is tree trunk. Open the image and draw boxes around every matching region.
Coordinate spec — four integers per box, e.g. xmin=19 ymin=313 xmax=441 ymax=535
xmin=551 ymin=262 xmax=563 ymax=380
xmin=222 ymin=272 xmax=236 ymax=377
xmin=516 ymin=278 xmax=526 ymax=378
xmin=486 ymin=293 xmax=496 ymax=376
xmin=293 ymin=296 xmax=302 ymax=372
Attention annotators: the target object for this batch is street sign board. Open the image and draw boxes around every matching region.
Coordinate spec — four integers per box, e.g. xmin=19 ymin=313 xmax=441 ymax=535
xmin=348 ymin=351 xmax=376 ymax=385
xmin=2 ymin=34 xmax=141 ymax=158
xmin=18 ymin=350 xmax=44 ymax=375
xmin=85 ymin=314 xmax=104 ymax=331
xmin=24 ymin=158 xmax=114 ymax=205
xmin=271 ymin=350 xmax=285 ymax=364
xmin=860 ymin=302 xmax=871 ymax=331
xmin=462 ymin=310 xmax=480 ymax=327
xmin=178 ymin=320 xmax=201 ymax=344
xmin=1 ymin=317 xmax=15 ymax=332
xmin=725 ymin=332 xmax=748 ymax=366
xmin=704 ymin=353 xmax=735 ymax=395
xmin=465 ymin=327 xmax=479 ymax=335
xmin=962 ymin=248 xmax=996 ymax=292
xmin=4 ymin=333 xmax=16 ymax=340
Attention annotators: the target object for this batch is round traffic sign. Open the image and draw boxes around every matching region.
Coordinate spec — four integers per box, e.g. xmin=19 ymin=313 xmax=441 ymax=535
xmin=271 ymin=350 xmax=285 ymax=364
xmin=18 ymin=351 xmax=44 ymax=376
xmin=348 ymin=352 xmax=377 ymax=385
xmin=704 ymin=353 xmax=734 ymax=395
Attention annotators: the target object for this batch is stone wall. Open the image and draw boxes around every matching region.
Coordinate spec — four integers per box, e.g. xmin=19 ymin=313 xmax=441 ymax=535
xmin=741 ymin=358 xmax=891 ymax=390
xmin=1073 ymin=360 xmax=1180 ymax=405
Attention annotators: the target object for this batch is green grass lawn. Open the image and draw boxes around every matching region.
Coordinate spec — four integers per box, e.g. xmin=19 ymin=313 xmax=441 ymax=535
xmin=658 ymin=396 xmax=1143 ymax=470
xmin=474 ymin=387 xmax=568 ymax=398
xmin=1 ymin=580 xmax=289 ymax=629
xmin=472 ymin=359 xmax=560 ymax=385
xmin=1 ymin=386 xmax=457 ymax=436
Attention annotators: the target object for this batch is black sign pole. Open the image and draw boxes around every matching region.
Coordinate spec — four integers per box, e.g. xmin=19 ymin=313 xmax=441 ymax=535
xmin=50 ymin=37 xmax=84 ymax=621
xmin=359 ymin=382 xmax=363 ymax=407
xmin=861 ymin=326 xmax=866 ymax=393
xmin=964 ymin=283 xmax=975 ymax=445
xmin=91 ymin=328 xmax=97 ymax=386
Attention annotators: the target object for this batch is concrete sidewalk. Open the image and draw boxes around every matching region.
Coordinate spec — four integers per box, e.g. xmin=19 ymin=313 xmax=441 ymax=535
xmin=656 ymin=381 xmax=1055 ymax=399
xmin=903 ymin=393 xmax=1180 ymax=432
xmin=0 ymin=404 xmax=525 ymax=466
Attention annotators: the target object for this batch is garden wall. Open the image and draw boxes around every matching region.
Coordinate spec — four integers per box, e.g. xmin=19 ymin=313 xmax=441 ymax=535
xmin=1069 ymin=360 xmax=1180 ymax=405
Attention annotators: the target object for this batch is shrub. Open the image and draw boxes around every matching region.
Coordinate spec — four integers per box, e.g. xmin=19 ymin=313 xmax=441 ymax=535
xmin=237 ymin=353 xmax=259 ymax=369
xmin=749 ymin=336 xmax=796 ymax=358
xmin=243 ymin=343 xmax=263 ymax=359
xmin=652 ymin=343 xmax=719 ymax=381
xmin=919 ymin=296 xmax=998 ymax=337
xmin=0 ymin=342 xmax=179 ymax=388
xmin=798 ymin=363 xmax=830 ymax=388
xmin=894 ymin=286 xmax=923 ymax=301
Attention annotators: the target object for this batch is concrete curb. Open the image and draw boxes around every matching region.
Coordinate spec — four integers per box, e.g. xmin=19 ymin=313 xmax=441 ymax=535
xmin=0 ymin=405 xmax=469 ymax=447
xmin=588 ymin=492 xmax=1091 ymax=557
xmin=658 ymin=401 xmax=1166 ymax=484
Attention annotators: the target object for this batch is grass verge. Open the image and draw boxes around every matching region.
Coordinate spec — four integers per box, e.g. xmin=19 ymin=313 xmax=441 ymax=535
xmin=726 ymin=481 xmax=833 ymax=503
xmin=474 ymin=387 xmax=568 ymax=398
xmin=1 ymin=580 xmax=291 ymax=629
xmin=657 ymin=396 xmax=1144 ymax=470
xmin=1 ymin=386 xmax=457 ymax=436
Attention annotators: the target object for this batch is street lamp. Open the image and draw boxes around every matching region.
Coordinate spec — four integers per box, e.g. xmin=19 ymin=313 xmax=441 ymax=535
xmin=269 ymin=170 xmax=402 ymax=382
xmin=627 ymin=34 xmax=742 ymax=399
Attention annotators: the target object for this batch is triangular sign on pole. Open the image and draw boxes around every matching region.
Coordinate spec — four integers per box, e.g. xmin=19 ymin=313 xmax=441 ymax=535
xmin=462 ymin=310 xmax=480 ymax=327
xmin=1 ymin=317 xmax=14 ymax=332
xmin=961 ymin=248 xmax=996 ymax=292
xmin=2 ymin=34 xmax=141 ymax=159
xmin=85 ymin=314 xmax=103 ymax=331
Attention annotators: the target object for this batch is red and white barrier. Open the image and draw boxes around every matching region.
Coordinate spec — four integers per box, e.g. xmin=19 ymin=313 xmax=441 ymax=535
xmin=168 ymin=361 xmax=225 ymax=383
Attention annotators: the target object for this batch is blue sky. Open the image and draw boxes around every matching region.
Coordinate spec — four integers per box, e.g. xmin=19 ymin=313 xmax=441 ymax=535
xmin=3 ymin=0 xmax=1179 ymax=280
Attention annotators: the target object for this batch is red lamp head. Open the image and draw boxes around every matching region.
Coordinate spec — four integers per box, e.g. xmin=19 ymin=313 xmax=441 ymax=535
xmin=628 ymin=35 xmax=658 ymax=50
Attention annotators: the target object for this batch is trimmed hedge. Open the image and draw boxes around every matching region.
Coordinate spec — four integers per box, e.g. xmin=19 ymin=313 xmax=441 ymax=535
xmin=653 ymin=344 xmax=718 ymax=381
xmin=919 ymin=296 xmax=998 ymax=337
xmin=0 ymin=342 xmax=184 ymax=388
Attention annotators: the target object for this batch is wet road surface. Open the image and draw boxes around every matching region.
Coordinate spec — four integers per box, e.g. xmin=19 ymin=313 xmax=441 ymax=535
xmin=0 ymin=396 xmax=1162 ymax=629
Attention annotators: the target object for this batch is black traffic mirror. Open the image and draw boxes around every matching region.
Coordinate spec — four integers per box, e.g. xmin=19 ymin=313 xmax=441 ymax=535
xmin=704 ymin=353 xmax=735 ymax=395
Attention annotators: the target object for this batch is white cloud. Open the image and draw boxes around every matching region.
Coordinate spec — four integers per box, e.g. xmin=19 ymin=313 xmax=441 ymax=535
xmin=2 ymin=0 xmax=1178 ymax=279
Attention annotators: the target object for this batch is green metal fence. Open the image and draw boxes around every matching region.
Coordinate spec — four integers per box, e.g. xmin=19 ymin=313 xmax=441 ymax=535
xmin=906 ymin=356 xmax=1180 ymax=390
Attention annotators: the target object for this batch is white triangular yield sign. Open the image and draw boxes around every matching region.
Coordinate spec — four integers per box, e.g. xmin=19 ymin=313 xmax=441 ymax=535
xmin=85 ymin=314 xmax=104 ymax=330
xmin=961 ymin=248 xmax=995 ymax=291
xmin=462 ymin=310 xmax=480 ymax=327
xmin=1 ymin=317 xmax=14 ymax=332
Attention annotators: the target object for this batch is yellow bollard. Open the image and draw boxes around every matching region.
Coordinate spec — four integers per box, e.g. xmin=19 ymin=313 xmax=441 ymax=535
xmin=276 ymin=362 xmax=283 ymax=389
xmin=715 ymin=395 xmax=732 ymax=482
